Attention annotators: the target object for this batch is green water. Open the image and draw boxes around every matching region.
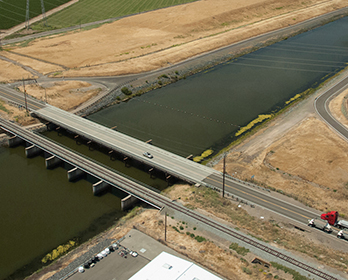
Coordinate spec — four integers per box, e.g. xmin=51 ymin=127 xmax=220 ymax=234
xmin=1 ymin=15 xmax=348 ymax=280
xmin=89 ymin=16 xmax=348 ymax=158
xmin=0 ymin=145 xmax=124 ymax=279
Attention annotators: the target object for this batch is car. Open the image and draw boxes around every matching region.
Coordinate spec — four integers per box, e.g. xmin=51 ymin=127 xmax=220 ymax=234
xmin=131 ymin=251 xmax=138 ymax=257
xmin=143 ymin=152 xmax=153 ymax=159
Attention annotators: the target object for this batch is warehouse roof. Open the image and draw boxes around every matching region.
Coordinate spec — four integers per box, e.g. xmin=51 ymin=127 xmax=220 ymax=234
xmin=129 ymin=251 xmax=222 ymax=280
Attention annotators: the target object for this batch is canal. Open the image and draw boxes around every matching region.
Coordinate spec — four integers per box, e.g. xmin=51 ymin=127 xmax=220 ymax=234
xmin=1 ymin=15 xmax=348 ymax=280
xmin=89 ymin=16 xmax=348 ymax=159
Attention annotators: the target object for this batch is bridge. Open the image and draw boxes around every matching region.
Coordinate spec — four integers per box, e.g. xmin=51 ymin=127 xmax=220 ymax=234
xmin=0 ymin=83 xmax=321 ymax=225
xmin=0 ymin=117 xmax=341 ymax=280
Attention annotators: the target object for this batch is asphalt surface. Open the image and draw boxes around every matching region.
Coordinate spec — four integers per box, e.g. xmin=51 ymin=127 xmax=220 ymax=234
xmin=0 ymin=84 xmax=45 ymax=110
xmin=315 ymin=73 xmax=348 ymax=138
xmin=0 ymin=76 xmax=346 ymax=227
xmin=204 ymin=174 xmax=318 ymax=224
xmin=32 ymin=104 xmax=216 ymax=182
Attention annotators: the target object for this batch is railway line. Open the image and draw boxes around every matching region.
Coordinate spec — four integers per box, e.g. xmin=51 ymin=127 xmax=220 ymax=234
xmin=0 ymin=118 xmax=341 ymax=280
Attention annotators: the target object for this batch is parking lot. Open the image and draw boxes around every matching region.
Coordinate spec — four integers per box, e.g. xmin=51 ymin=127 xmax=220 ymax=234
xmin=69 ymin=229 xmax=187 ymax=280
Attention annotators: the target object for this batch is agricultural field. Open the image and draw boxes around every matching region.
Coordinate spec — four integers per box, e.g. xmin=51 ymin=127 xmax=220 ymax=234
xmin=0 ymin=0 xmax=71 ymax=30
xmin=31 ymin=0 xmax=197 ymax=30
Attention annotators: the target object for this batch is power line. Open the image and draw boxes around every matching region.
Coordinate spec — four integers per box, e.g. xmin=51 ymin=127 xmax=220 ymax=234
xmin=25 ymin=0 xmax=30 ymax=29
xmin=40 ymin=0 xmax=47 ymax=26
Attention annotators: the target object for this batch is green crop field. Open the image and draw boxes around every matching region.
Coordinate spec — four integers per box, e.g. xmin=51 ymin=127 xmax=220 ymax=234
xmin=0 ymin=0 xmax=71 ymax=29
xmin=30 ymin=0 xmax=197 ymax=30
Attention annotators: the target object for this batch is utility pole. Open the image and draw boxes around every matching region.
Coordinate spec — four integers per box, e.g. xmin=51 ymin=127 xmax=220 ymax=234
xmin=25 ymin=0 xmax=30 ymax=30
xmin=222 ymin=153 xmax=226 ymax=198
xmin=164 ymin=211 xmax=167 ymax=242
xmin=22 ymin=78 xmax=28 ymax=112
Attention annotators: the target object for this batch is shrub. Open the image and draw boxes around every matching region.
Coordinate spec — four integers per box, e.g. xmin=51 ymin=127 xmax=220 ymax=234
xmin=229 ymin=242 xmax=250 ymax=256
xmin=121 ymin=87 xmax=132 ymax=95
xmin=242 ymin=267 xmax=252 ymax=275
xmin=195 ymin=236 xmax=206 ymax=243
xmin=172 ymin=226 xmax=180 ymax=233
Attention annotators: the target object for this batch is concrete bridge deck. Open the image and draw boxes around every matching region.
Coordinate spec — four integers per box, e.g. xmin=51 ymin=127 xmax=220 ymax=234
xmin=33 ymin=104 xmax=218 ymax=184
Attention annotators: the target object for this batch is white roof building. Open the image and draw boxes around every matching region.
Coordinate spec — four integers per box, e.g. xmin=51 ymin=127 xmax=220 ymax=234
xmin=129 ymin=251 xmax=223 ymax=280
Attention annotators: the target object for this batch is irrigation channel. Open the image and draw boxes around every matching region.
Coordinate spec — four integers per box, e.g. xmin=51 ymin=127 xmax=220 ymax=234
xmin=1 ymin=15 xmax=348 ymax=280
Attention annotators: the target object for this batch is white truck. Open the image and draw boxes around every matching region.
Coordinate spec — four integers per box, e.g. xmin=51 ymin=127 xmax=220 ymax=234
xmin=337 ymin=230 xmax=348 ymax=240
xmin=308 ymin=218 xmax=332 ymax=233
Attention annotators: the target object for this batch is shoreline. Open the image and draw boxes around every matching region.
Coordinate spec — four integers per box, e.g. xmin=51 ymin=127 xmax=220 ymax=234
xmin=3 ymin=5 xmax=348 ymax=280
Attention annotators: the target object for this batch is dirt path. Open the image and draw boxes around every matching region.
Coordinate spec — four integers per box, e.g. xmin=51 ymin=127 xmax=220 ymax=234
xmin=2 ymin=1 xmax=348 ymax=279
xmin=0 ymin=0 xmax=79 ymax=39
xmin=1 ymin=0 xmax=347 ymax=80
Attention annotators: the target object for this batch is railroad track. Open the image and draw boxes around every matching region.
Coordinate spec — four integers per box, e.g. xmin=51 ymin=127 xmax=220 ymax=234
xmin=0 ymin=118 xmax=340 ymax=280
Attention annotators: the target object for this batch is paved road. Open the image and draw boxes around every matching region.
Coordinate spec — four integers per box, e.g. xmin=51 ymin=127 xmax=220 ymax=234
xmin=315 ymin=73 xmax=348 ymax=138
xmin=204 ymin=174 xmax=318 ymax=224
xmin=0 ymin=84 xmax=332 ymax=226
xmin=0 ymin=84 xmax=45 ymax=110
xmin=0 ymin=118 xmax=342 ymax=280
xmin=33 ymin=104 xmax=217 ymax=183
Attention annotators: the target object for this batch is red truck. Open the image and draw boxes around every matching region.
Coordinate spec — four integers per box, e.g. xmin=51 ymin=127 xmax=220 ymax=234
xmin=321 ymin=211 xmax=348 ymax=229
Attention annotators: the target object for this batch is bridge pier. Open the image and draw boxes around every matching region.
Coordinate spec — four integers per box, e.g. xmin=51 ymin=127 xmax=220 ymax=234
xmin=87 ymin=140 xmax=97 ymax=151
xmin=45 ymin=155 xmax=63 ymax=169
xmin=124 ymin=156 xmax=131 ymax=167
xmin=45 ymin=122 xmax=55 ymax=131
xmin=149 ymin=168 xmax=156 ymax=179
xmin=8 ymin=135 xmax=25 ymax=147
xmin=56 ymin=126 xmax=62 ymax=136
xmin=25 ymin=145 xmax=42 ymax=158
xmin=67 ymin=167 xmax=85 ymax=181
xmin=109 ymin=150 xmax=116 ymax=161
xmin=93 ymin=180 xmax=111 ymax=195
xmin=121 ymin=194 xmax=139 ymax=211
xmin=74 ymin=135 xmax=82 ymax=145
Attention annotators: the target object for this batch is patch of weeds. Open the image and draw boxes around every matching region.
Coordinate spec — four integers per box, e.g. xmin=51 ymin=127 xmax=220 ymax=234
xmin=158 ymin=74 xmax=169 ymax=79
xmin=195 ymin=236 xmax=206 ymax=243
xmin=271 ymin=262 xmax=310 ymax=280
xmin=229 ymin=242 xmax=250 ymax=256
xmin=0 ymin=101 xmax=10 ymax=113
xmin=172 ymin=226 xmax=180 ymax=233
xmin=121 ymin=87 xmax=132 ymax=95
xmin=242 ymin=267 xmax=252 ymax=275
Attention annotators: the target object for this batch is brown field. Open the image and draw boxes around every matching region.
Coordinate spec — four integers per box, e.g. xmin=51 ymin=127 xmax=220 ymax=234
xmin=1 ymin=0 xmax=348 ymax=279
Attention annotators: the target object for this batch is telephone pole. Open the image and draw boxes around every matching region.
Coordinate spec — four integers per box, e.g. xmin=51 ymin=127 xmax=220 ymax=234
xmin=164 ymin=211 xmax=167 ymax=242
xmin=22 ymin=78 xmax=28 ymax=112
xmin=222 ymin=153 xmax=226 ymax=198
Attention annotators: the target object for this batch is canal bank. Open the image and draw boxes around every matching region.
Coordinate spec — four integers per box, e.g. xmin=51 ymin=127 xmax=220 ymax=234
xmin=87 ymin=14 xmax=348 ymax=162
xmin=1 ymin=6 xmax=348 ymax=280
xmin=76 ymin=7 xmax=348 ymax=117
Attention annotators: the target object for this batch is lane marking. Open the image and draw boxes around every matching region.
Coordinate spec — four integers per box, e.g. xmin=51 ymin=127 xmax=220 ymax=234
xmin=0 ymin=89 xmax=43 ymax=110
xmin=206 ymin=175 xmax=311 ymax=220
